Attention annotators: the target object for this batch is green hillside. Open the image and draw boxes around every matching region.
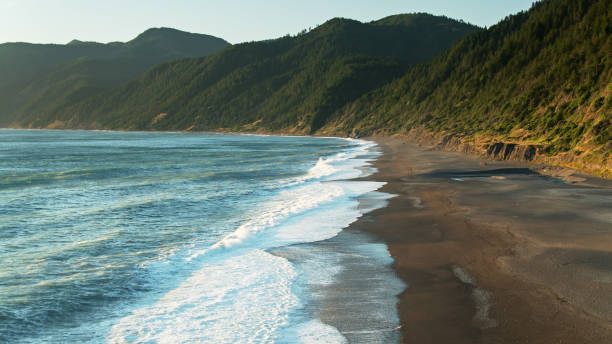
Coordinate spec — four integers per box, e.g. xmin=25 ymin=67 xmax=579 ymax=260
xmin=12 ymin=14 xmax=478 ymax=131
xmin=4 ymin=0 xmax=610 ymax=177
xmin=0 ymin=28 xmax=229 ymax=126
xmin=329 ymin=0 xmax=611 ymax=175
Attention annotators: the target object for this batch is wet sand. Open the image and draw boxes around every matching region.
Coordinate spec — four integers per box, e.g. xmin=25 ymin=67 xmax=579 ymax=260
xmin=349 ymin=137 xmax=612 ymax=343
xmin=273 ymin=229 xmax=404 ymax=343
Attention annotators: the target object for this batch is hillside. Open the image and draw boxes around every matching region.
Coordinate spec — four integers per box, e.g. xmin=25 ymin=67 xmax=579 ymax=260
xmin=10 ymin=14 xmax=479 ymax=131
xmin=4 ymin=1 xmax=610 ymax=177
xmin=329 ymin=0 xmax=611 ymax=176
xmin=0 ymin=28 xmax=229 ymax=126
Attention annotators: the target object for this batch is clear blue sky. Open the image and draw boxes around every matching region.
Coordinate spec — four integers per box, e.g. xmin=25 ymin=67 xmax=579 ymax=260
xmin=0 ymin=0 xmax=535 ymax=44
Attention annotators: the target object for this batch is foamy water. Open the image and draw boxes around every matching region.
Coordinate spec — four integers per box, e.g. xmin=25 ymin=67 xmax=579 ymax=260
xmin=0 ymin=130 xmax=396 ymax=343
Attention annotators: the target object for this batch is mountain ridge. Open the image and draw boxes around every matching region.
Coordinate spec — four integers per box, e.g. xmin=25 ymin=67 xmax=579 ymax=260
xmin=11 ymin=13 xmax=477 ymax=132
xmin=0 ymin=28 xmax=230 ymax=126
xmin=3 ymin=3 xmax=610 ymax=177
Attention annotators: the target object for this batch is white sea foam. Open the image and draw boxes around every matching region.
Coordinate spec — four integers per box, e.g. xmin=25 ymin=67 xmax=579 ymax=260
xmin=304 ymin=156 xmax=339 ymax=180
xmin=290 ymin=139 xmax=379 ymax=184
xmin=108 ymin=250 xmax=299 ymax=344
xmin=108 ymin=138 xmax=391 ymax=343
xmin=291 ymin=320 xmax=348 ymax=344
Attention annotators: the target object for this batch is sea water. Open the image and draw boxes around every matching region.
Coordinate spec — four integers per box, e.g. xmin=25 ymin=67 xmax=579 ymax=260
xmin=0 ymin=129 xmax=400 ymax=343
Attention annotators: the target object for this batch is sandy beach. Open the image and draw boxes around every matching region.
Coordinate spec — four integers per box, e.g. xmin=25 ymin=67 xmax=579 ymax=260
xmin=344 ymin=136 xmax=612 ymax=343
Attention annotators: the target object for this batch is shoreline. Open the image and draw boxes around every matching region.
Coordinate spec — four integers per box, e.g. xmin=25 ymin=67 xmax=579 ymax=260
xmin=272 ymin=228 xmax=404 ymax=343
xmin=270 ymin=141 xmax=404 ymax=343
xmin=3 ymin=128 xmax=609 ymax=181
xmin=353 ymin=136 xmax=612 ymax=343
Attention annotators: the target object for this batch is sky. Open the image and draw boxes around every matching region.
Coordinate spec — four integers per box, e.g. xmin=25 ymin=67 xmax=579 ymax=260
xmin=0 ymin=0 xmax=535 ymax=44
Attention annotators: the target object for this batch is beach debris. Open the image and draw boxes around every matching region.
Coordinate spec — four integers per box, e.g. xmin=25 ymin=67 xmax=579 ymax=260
xmin=408 ymin=196 xmax=424 ymax=209
xmin=452 ymin=265 xmax=499 ymax=330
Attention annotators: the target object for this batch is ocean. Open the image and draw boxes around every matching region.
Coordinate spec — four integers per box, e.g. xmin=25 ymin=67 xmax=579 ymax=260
xmin=0 ymin=129 xmax=402 ymax=343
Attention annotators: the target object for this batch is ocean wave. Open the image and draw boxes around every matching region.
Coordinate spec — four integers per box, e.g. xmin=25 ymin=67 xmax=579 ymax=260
xmin=112 ymin=139 xmax=387 ymax=343
xmin=1 ymin=133 xmax=390 ymax=343
xmin=107 ymin=250 xmax=299 ymax=344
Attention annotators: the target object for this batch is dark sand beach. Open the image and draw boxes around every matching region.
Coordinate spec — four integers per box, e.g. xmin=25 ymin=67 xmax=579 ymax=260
xmin=345 ymin=137 xmax=612 ymax=343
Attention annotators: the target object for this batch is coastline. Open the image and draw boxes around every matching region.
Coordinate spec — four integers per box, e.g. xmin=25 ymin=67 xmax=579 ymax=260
xmin=269 ymin=141 xmax=405 ymax=343
xmin=6 ymin=128 xmax=612 ymax=342
xmin=353 ymin=136 xmax=612 ymax=343
xmin=1 ymin=130 xmax=397 ymax=343
xmin=6 ymin=127 xmax=609 ymax=180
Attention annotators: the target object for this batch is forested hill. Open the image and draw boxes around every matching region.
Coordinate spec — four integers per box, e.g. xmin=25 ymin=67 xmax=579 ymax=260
xmin=4 ymin=1 xmax=611 ymax=177
xmin=329 ymin=0 xmax=611 ymax=176
xmin=9 ymin=13 xmax=479 ymax=131
xmin=0 ymin=28 xmax=229 ymax=126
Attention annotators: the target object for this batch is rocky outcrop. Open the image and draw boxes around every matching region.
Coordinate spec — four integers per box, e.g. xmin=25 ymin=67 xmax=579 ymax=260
xmin=485 ymin=143 xmax=540 ymax=162
xmin=391 ymin=126 xmax=611 ymax=179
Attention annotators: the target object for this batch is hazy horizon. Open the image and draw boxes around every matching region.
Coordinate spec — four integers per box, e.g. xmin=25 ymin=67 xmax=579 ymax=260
xmin=0 ymin=0 xmax=534 ymax=45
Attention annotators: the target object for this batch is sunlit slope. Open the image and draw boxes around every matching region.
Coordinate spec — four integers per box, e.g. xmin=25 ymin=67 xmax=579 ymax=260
xmin=333 ymin=0 xmax=610 ymax=173
xmin=17 ymin=14 xmax=478 ymax=131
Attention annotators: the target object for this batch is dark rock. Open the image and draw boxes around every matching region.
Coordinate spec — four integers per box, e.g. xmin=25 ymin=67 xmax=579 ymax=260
xmin=486 ymin=142 xmax=540 ymax=161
